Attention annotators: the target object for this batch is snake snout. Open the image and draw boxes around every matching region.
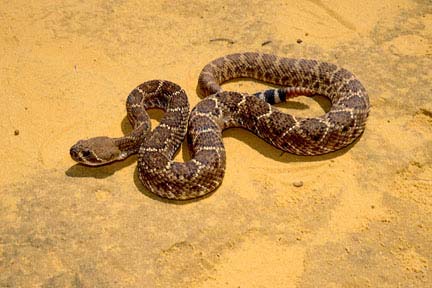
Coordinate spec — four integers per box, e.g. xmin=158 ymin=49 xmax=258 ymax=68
xmin=69 ymin=147 xmax=78 ymax=159
xmin=70 ymin=146 xmax=80 ymax=160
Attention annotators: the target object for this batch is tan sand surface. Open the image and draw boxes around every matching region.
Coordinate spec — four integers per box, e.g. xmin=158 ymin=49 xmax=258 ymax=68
xmin=1 ymin=0 xmax=431 ymax=287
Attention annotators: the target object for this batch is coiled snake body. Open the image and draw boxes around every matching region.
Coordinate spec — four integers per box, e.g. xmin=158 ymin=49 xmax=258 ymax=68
xmin=70 ymin=52 xmax=369 ymax=200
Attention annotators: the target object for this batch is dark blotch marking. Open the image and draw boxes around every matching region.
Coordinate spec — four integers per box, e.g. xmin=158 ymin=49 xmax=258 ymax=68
xmin=339 ymin=95 xmax=368 ymax=110
xmin=300 ymin=118 xmax=328 ymax=142
xmin=194 ymin=131 xmax=223 ymax=148
xmin=278 ymin=58 xmax=301 ymax=86
xmin=194 ymin=150 xmax=221 ymax=168
xmin=237 ymin=97 xmax=270 ymax=130
xmin=195 ymin=98 xmax=216 ymax=114
xmin=318 ymin=62 xmax=338 ymax=76
xmin=162 ymin=110 xmax=184 ymax=127
xmin=263 ymin=71 xmax=273 ymax=80
xmin=188 ymin=114 xmax=219 ymax=132
xmin=327 ymin=111 xmax=354 ymax=129
xmin=127 ymin=104 xmax=149 ymax=125
xmin=244 ymin=97 xmax=270 ymax=119
xmin=137 ymin=80 xmax=162 ymax=92
xmin=312 ymin=80 xmax=321 ymax=91
xmin=268 ymin=111 xmax=296 ymax=137
xmin=333 ymin=68 xmax=352 ymax=83
xmin=127 ymin=89 xmax=144 ymax=106
xmin=223 ymin=91 xmax=244 ymax=107
xmin=144 ymin=126 xmax=172 ymax=149
xmin=171 ymin=161 xmax=199 ymax=180
xmin=255 ymin=69 xmax=264 ymax=80
xmin=279 ymin=58 xmax=297 ymax=71
xmin=280 ymin=75 xmax=293 ymax=86
xmin=169 ymin=92 xmax=189 ymax=108
xmin=337 ymin=78 xmax=366 ymax=97
xmin=140 ymin=151 xmax=169 ymax=170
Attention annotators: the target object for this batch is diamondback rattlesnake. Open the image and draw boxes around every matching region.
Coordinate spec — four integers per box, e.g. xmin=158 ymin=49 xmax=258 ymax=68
xmin=70 ymin=52 xmax=369 ymax=200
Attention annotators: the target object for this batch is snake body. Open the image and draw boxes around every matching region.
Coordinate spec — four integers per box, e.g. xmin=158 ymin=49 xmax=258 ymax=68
xmin=70 ymin=52 xmax=369 ymax=200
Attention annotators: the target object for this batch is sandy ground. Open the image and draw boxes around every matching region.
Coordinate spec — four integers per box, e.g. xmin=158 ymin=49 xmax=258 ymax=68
xmin=1 ymin=0 xmax=431 ymax=287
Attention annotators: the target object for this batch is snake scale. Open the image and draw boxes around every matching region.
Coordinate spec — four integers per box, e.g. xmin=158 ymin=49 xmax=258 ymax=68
xmin=70 ymin=52 xmax=369 ymax=200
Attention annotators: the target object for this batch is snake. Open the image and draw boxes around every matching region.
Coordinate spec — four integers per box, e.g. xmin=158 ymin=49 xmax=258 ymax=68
xmin=70 ymin=52 xmax=369 ymax=200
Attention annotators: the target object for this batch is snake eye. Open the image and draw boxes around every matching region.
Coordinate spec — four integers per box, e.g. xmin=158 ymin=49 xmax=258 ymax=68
xmin=82 ymin=150 xmax=91 ymax=157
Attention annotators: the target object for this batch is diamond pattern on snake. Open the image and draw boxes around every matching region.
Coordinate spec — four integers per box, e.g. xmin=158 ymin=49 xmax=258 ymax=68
xmin=70 ymin=52 xmax=369 ymax=200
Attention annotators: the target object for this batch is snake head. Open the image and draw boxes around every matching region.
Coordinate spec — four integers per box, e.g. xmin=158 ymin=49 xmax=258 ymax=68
xmin=70 ymin=136 xmax=126 ymax=166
